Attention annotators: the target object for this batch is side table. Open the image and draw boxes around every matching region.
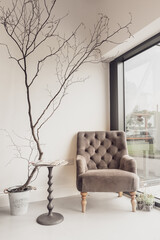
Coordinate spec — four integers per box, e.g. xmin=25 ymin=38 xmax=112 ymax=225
xmin=33 ymin=160 xmax=68 ymax=226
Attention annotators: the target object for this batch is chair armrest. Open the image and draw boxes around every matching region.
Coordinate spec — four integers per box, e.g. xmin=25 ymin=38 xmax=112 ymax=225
xmin=120 ymin=155 xmax=137 ymax=174
xmin=76 ymin=155 xmax=87 ymax=176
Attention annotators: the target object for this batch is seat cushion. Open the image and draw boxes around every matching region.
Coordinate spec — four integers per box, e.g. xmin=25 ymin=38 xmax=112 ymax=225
xmin=78 ymin=169 xmax=139 ymax=192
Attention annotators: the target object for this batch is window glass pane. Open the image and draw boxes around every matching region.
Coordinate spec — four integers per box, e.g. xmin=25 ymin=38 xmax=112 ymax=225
xmin=124 ymin=43 xmax=160 ymax=197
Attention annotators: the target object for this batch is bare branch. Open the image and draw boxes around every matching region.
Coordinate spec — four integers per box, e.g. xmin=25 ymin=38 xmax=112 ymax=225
xmin=29 ymin=22 xmax=82 ymax=87
xmin=0 ymin=1 xmax=132 ymax=191
xmin=0 ymin=43 xmax=24 ymax=70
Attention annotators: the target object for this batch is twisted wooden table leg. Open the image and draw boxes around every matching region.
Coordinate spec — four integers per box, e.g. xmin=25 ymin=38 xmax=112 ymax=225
xmin=36 ymin=167 xmax=64 ymax=225
xmin=47 ymin=167 xmax=54 ymax=216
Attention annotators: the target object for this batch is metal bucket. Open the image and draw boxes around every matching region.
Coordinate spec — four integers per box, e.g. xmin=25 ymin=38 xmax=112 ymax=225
xmin=4 ymin=186 xmax=30 ymax=216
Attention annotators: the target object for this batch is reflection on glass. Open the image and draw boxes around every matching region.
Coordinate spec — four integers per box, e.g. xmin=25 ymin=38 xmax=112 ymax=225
xmin=124 ymin=43 xmax=160 ymax=196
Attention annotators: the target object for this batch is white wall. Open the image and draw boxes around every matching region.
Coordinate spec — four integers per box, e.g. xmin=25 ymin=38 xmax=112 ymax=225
xmin=99 ymin=0 xmax=160 ymax=56
xmin=0 ymin=0 xmax=160 ymax=207
xmin=0 ymin=0 xmax=110 ymax=206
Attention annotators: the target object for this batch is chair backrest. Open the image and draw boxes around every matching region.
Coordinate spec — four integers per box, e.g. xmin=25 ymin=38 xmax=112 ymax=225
xmin=77 ymin=131 xmax=128 ymax=170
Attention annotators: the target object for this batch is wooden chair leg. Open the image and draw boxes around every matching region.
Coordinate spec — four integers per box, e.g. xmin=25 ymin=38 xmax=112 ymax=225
xmin=118 ymin=192 xmax=123 ymax=197
xmin=81 ymin=192 xmax=87 ymax=213
xmin=130 ymin=192 xmax=136 ymax=212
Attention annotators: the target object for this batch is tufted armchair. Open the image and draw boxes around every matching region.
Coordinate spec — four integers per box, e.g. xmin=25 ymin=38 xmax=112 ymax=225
xmin=76 ymin=131 xmax=139 ymax=212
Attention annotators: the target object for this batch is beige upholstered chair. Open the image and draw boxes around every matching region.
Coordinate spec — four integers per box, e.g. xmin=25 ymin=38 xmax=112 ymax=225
xmin=76 ymin=131 xmax=139 ymax=212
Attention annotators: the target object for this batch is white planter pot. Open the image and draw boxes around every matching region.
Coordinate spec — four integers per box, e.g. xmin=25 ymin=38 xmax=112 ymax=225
xmin=5 ymin=186 xmax=30 ymax=216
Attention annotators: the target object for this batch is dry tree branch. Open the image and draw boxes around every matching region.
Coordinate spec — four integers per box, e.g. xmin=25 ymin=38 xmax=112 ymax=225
xmin=0 ymin=0 xmax=132 ymax=190
xmin=33 ymin=13 xmax=132 ymax=132
xmin=28 ymin=22 xmax=82 ymax=87
xmin=0 ymin=129 xmax=37 ymax=178
xmin=0 ymin=43 xmax=24 ymax=70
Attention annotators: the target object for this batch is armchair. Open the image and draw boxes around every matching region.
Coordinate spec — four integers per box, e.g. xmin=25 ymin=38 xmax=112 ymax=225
xmin=76 ymin=131 xmax=139 ymax=212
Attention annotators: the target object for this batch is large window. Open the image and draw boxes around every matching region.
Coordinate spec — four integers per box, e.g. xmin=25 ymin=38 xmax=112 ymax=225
xmin=110 ymin=33 xmax=160 ymax=202
xmin=124 ymin=43 xmax=160 ymax=193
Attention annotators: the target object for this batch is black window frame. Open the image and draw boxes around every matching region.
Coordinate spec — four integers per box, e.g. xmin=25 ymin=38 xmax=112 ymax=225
xmin=110 ymin=32 xmax=160 ymax=130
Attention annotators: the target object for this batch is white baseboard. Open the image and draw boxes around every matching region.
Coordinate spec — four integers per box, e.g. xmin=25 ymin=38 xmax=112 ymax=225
xmin=0 ymin=185 xmax=79 ymax=207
